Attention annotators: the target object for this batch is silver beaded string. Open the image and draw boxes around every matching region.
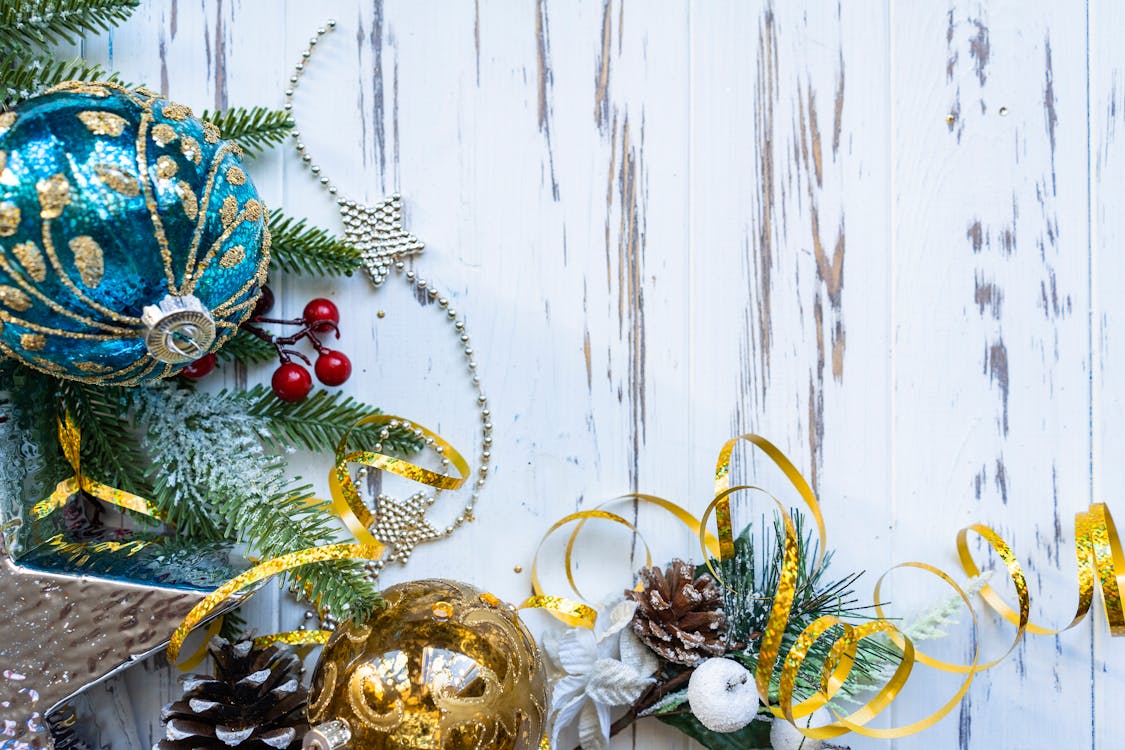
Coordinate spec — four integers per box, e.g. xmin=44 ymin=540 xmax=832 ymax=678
xmin=283 ymin=21 xmax=493 ymax=626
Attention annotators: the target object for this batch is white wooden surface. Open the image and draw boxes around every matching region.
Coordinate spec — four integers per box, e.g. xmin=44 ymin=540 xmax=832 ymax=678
xmin=59 ymin=1 xmax=1125 ymax=747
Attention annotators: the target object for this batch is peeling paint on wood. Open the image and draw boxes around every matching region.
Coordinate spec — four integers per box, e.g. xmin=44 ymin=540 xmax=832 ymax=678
xmin=72 ymin=1 xmax=1122 ymax=748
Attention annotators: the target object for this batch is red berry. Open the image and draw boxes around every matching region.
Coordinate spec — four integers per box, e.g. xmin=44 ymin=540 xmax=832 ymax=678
xmin=180 ymin=353 xmax=216 ymax=379
xmin=315 ymin=349 xmax=352 ymax=386
xmin=252 ymin=285 xmax=275 ymax=317
xmin=303 ymin=298 xmax=340 ymax=333
xmin=272 ymin=362 xmax=313 ymax=402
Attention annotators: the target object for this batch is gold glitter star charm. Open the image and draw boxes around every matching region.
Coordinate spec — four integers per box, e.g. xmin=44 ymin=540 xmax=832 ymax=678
xmin=0 ymin=537 xmax=229 ymax=749
xmin=339 ymin=193 xmax=425 ymax=287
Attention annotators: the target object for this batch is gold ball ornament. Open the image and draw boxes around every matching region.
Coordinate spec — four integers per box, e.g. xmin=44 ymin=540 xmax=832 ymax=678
xmin=305 ymin=580 xmax=548 ymax=750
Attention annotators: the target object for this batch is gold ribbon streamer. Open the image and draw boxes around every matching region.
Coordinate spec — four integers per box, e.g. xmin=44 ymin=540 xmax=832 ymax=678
xmin=31 ymin=413 xmax=168 ymax=523
xmin=522 ymin=495 xmax=722 ymax=628
xmin=167 ymin=543 xmax=385 ymax=664
xmin=168 ymin=415 xmax=471 ymax=666
xmin=528 ymin=434 xmax=1125 ymax=740
xmin=327 ymin=414 xmax=471 ymax=548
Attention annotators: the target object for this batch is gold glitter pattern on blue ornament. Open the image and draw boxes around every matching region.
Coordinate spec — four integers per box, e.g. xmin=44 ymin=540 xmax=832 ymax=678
xmin=0 ymin=81 xmax=271 ymax=384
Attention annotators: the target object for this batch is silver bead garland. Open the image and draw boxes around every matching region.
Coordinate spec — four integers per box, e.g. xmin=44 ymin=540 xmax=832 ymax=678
xmin=283 ymin=21 xmax=492 ymax=626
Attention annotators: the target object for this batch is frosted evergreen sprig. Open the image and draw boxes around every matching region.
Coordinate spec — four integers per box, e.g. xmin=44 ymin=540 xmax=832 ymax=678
xmin=130 ymin=384 xmax=379 ymax=615
xmin=0 ymin=53 xmax=119 ymax=109
xmin=0 ymin=0 xmax=139 ymax=53
xmin=900 ymin=572 xmax=992 ymax=642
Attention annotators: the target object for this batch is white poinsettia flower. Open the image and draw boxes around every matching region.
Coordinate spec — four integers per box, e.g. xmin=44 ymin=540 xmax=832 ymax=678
xmin=545 ymin=599 xmax=659 ymax=750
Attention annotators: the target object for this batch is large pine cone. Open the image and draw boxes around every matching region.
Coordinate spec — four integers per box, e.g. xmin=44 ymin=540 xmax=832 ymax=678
xmin=156 ymin=638 xmax=309 ymax=749
xmin=625 ymin=559 xmax=728 ymax=665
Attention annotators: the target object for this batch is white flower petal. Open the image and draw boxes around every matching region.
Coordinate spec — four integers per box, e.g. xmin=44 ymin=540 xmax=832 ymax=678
xmin=541 ymin=629 xmax=564 ymax=671
xmin=551 ymin=675 xmax=589 ymax=715
xmin=557 ymin=628 xmax=598 ymax=674
xmin=577 ymin=699 xmax=610 ymax=750
xmin=550 ymin=690 xmax=588 ymax=746
xmin=585 ymin=658 xmax=655 ymax=706
xmin=596 ymin=599 xmax=638 ymax=644
xmin=619 ymin=629 xmax=659 ymax=676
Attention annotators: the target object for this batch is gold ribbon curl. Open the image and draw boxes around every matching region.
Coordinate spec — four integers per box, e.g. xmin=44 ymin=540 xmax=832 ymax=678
xmin=29 ymin=411 xmax=470 ymax=667
xmin=167 ymin=414 xmax=471 ymax=659
xmin=32 ymin=413 xmax=168 ymax=523
xmin=527 ymin=434 xmax=1125 ymax=741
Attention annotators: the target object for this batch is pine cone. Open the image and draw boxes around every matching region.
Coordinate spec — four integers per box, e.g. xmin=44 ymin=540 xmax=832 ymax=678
xmin=625 ymin=559 xmax=728 ymax=665
xmin=156 ymin=638 xmax=309 ymax=750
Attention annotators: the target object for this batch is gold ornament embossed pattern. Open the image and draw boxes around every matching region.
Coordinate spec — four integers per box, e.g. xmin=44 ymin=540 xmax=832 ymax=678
xmin=307 ymin=579 xmax=547 ymax=750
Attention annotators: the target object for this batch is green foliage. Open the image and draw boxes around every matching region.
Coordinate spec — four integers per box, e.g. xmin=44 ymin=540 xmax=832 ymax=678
xmin=213 ymin=477 xmax=379 ymax=618
xmin=200 ymin=106 xmax=292 ymax=158
xmin=53 ymin=379 xmax=149 ymax=494
xmin=0 ymin=53 xmax=119 ymax=109
xmin=215 ymin=328 xmax=276 ymax=365
xmin=242 ymin=384 xmax=425 ymax=455
xmin=654 ymin=712 xmax=771 ymax=750
xmin=3 ymin=367 xmax=416 ymax=616
xmin=708 ymin=514 xmax=900 ymax=706
xmin=268 ymin=211 xmax=362 ymax=277
xmin=0 ymin=0 xmax=138 ymax=53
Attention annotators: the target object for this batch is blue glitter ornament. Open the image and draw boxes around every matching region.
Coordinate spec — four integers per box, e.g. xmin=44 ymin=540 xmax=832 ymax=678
xmin=0 ymin=81 xmax=269 ymax=384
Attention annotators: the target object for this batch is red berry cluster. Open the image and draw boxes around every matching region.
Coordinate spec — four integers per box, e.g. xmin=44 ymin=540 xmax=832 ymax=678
xmin=180 ymin=286 xmax=353 ymax=403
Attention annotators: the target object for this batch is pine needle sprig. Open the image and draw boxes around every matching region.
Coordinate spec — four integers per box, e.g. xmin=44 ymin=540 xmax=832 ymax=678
xmin=710 ymin=512 xmax=902 ymax=705
xmin=0 ymin=52 xmax=119 ymax=109
xmin=130 ymin=385 xmax=379 ymax=614
xmin=267 ymin=211 xmax=362 ymax=277
xmin=0 ymin=0 xmax=138 ymax=53
xmin=54 ymin=379 xmax=150 ymax=496
xmin=211 ymin=477 xmax=380 ymax=618
xmin=200 ymin=106 xmax=292 ymax=158
xmin=242 ymin=385 xmax=425 ymax=454
xmin=215 ymin=328 xmax=276 ymax=365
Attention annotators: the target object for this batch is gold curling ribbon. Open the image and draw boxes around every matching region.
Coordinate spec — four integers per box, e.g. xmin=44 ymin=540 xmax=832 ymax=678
xmin=327 ymin=413 xmax=471 ymax=548
xmin=170 ymin=415 xmax=471 ymax=661
xmin=167 ymin=543 xmax=385 ymax=663
xmin=31 ymin=413 xmax=168 ymax=523
xmin=522 ymin=495 xmax=722 ymax=628
xmin=529 ymin=434 xmax=1125 ymax=741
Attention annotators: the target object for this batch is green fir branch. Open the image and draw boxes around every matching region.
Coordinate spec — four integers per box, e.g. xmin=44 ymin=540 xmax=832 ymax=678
xmin=0 ymin=53 xmax=119 ymax=109
xmin=215 ymin=328 xmax=276 ymax=365
xmin=211 ymin=479 xmax=379 ymax=618
xmin=709 ymin=514 xmax=901 ymax=707
xmin=128 ymin=385 xmax=380 ymax=615
xmin=0 ymin=0 xmax=138 ymax=54
xmin=242 ymin=385 xmax=425 ymax=455
xmin=200 ymin=106 xmax=292 ymax=158
xmin=268 ymin=211 xmax=362 ymax=277
xmin=54 ymin=379 xmax=149 ymax=495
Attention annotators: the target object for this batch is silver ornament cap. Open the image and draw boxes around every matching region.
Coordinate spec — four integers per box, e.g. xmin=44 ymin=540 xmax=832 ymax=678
xmin=303 ymin=719 xmax=352 ymax=750
xmin=141 ymin=294 xmax=216 ymax=364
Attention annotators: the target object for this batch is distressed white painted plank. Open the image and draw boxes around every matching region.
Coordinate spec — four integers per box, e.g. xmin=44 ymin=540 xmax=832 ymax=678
xmin=689 ymin=3 xmax=895 ymax=749
xmin=1089 ymin=1 xmax=1125 ymax=747
xmin=45 ymin=0 xmax=1125 ymax=748
xmin=891 ymin=2 xmax=1092 ymax=748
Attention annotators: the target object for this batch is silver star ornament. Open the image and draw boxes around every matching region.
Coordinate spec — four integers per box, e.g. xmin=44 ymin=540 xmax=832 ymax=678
xmin=339 ymin=193 xmax=425 ymax=287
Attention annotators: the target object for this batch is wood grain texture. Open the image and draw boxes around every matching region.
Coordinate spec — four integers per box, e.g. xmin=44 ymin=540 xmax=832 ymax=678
xmin=54 ymin=0 xmax=1123 ymax=747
